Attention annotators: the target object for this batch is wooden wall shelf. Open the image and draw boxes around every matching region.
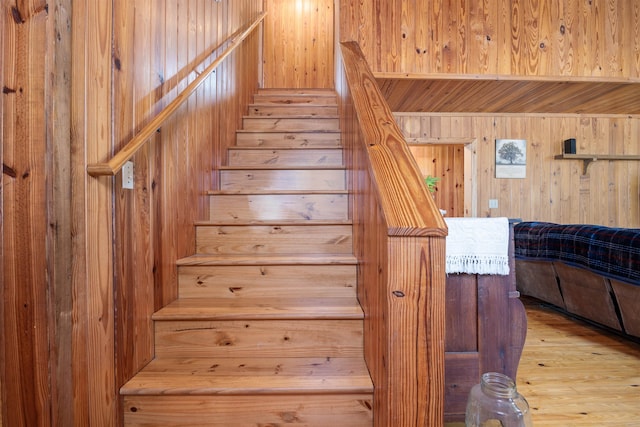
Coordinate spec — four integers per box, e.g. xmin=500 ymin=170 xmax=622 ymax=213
xmin=554 ymin=153 xmax=640 ymax=175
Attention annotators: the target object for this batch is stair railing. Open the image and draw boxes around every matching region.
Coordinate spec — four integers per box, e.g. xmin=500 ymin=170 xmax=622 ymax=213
xmin=87 ymin=11 xmax=266 ymax=177
xmin=338 ymin=41 xmax=447 ymax=426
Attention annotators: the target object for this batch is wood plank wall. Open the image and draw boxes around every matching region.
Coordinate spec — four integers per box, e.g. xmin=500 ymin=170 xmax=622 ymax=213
xmin=395 ymin=113 xmax=640 ymax=228
xmin=341 ymin=0 xmax=640 ymax=78
xmin=111 ymin=1 xmax=263 ymax=424
xmin=2 ymin=1 xmax=51 ymax=426
xmin=263 ymin=0 xmax=334 ymax=88
xmin=1 ymin=0 xmax=262 ymax=425
xmin=340 ymin=0 xmax=640 ymax=227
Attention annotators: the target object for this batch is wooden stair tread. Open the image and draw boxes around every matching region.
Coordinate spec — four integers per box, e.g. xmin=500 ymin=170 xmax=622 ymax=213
xmin=195 ymin=219 xmax=352 ymax=226
xmin=208 ymin=189 xmax=348 ymax=195
xmin=121 ymin=357 xmax=372 ymax=396
xmin=236 ymin=129 xmax=340 ymax=134
xmin=176 ymin=254 xmax=357 ymax=266
xmin=243 ymin=115 xmax=339 ymax=119
xmin=228 ymin=146 xmax=342 ymax=151
xmin=154 ymin=297 xmax=364 ymax=320
xmin=248 ymin=103 xmax=337 ymax=108
xmin=247 ymin=105 xmax=338 ymax=114
xmin=256 ymin=88 xmax=337 ymax=96
xmin=219 ymin=165 xmax=345 ymax=170
xmin=252 ymin=99 xmax=337 ymax=103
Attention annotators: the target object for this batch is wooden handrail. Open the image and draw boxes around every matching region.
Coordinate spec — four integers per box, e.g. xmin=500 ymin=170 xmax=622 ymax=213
xmin=340 ymin=41 xmax=447 ymax=237
xmin=87 ymin=11 xmax=266 ymax=177
xmin=339 ymin=41 xmax=447 ymax=426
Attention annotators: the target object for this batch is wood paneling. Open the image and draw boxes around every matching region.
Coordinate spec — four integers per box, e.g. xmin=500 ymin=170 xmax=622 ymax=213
xmin=4 ymin=0 xmax=638 ymax=425
xmin=2 ymin=0 xmax=262 ymax=425
xmin=338 ymin=41 xmax=446 ymax=426
xmin=80 ymin=1 xmax=117 ymax=423
xmin=341 ymin=0 xmax=640 ymax=79
xmin=341 ymin=0 xmax=640 ymax=228
xmin=2 ymin=1 xmax=51 ymax=425
xmin=110 ymin=1 xmax=263 ymax=425
xmin=263 ymin=0 xmax=334 ymax=88
xmin=395 ymin=113 xmax=640 ymax=227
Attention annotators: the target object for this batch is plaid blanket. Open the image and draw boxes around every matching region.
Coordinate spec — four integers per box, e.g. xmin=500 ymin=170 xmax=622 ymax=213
xmin=514 ymin=222 xmax=640 ymax=287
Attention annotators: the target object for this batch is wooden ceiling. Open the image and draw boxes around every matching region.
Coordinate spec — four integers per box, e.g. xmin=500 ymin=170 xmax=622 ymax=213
xmin=375 ymin=74 xmax=640 ymax=115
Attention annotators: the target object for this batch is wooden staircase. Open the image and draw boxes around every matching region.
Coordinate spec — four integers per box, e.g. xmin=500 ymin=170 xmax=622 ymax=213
xmin=121 ymin=89 xmax=374 ymax=426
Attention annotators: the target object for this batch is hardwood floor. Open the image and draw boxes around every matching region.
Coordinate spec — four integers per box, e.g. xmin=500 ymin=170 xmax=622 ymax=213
xmin=447 ymin=297 xmax=640 ymax=426
xmin=517 ymin=298 xmax=640 ymax=426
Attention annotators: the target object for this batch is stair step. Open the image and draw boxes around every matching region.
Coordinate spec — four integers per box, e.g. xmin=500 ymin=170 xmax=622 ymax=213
xmin=209 ymin=192 xmax=348 ymax=222
xmin=251 ymin=94 xmax=339 ymax=105
xmin=235 ymin=130 xmax=341 ymax=147
xmin=199 ymin=220 xmax=352 ymax=227
xmin=208 ymin=189 xmax=349 ymax=194
xmin=256 ymin=88 xmax=338 ymax=96
xmin=195 ymin=224 xmax=353 ymax=255
xmin=176 ymin=253 xmax=358 ymax=266
xmin=121 ymin=357 xmax=372 ymax=395
xmin=121 ymin=88 xmax=372 ymax=426
xmin=220 ymin=168 xmax=346 ymax=191
xmin=242 ymin=116 xmax=339 ymax=131
xmin=154 ymin=318 xmax=363 ymax=358
xmin=122 ymin=355 xmax=372 ymax=426
xmin=227 ymin=147 xmax=343 ymax=167
xmin=178 ymin=263 xmax=356 ymax=299
xmin=253 ymin=88 xmax=338 ymax=105
xmin=123 ymin=394 xmax=373 ymax=427
xmin=154 ymin=297 xmax=363 ymax=321
xmin=248 ymin=104 xmax=338 ymax=116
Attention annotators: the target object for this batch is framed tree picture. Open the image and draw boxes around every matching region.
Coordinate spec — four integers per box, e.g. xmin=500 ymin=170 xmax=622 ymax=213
xmin=495 ymin=139 xmax=526 ymax=178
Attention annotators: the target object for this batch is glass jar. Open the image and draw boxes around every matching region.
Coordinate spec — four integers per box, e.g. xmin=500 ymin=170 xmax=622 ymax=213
xmin=465 ymin=372 xmax=533 ymax=427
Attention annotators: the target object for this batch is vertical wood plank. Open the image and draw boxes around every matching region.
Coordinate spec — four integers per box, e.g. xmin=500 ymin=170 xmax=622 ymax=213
xmin=456 ymin=0 xmax=468 ymax=73
xmin=496 ymin=0 xmax=512 ymax=74
xmin=113 ymin=0 xmax=139 ymax=413
xmin=387 ymin=237 xmax=446 ymax=426
xmin=548 ymin=117 xmax=562 ymax=221
xmin=2 ymin=1 xmax=51 ymax=425
xmin=156 ymin=0 xmax=179 ymax=308
xmin=413 ymin=0 xmax=428 ymax=73
xmin=85 ymin=0 xmax=117 ymax=424
xmin=609 ymin=117 xmax=625 ymax=226
xmin=70 ymin=2 xmax=91 ymax=424
xmin=48 ymin=0 xmax=74 ymax=424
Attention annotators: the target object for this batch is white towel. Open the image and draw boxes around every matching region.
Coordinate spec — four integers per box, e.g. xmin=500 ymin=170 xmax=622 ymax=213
xmin=444 ymin=217 xmax=510 ymax=275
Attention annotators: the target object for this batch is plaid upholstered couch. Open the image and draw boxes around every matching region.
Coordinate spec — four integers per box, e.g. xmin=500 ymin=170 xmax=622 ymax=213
xmin=514 ymin=221 xmax=640 ymax=340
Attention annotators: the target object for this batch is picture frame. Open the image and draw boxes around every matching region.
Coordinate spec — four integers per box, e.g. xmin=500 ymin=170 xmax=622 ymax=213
xmin=495 ymin=139 xmax=526 ymax=178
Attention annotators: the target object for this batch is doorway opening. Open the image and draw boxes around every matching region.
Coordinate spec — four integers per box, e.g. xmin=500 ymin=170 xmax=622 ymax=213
xmin=407 ymin=137 xmax=477 ymax=217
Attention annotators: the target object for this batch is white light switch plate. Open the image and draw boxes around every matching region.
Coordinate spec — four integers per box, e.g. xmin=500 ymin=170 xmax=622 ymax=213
xmin=489 ymin=199 xmax=498 ymax=209
xmin=122 ymin=161 xmax=134 ymax=189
